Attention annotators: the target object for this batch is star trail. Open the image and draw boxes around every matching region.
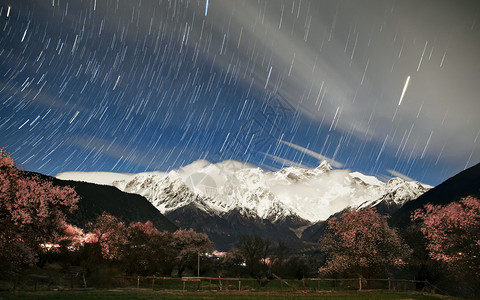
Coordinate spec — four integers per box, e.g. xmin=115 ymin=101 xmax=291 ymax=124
xmin=1 ymin=0 xmax=479 ymax=186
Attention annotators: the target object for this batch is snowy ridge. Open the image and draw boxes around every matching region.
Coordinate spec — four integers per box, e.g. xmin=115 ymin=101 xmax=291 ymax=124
xmin=355 ymin=177 xmax=431 ymax=210
xmin=57 ymin=160 xmax=432 ymax=222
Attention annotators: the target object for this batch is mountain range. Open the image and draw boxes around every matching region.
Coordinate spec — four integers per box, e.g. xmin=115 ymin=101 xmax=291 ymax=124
xmin=57 ymin=160 xmax=431 ymax=249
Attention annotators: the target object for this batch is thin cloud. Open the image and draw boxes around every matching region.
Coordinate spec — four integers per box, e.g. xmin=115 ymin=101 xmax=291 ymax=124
xmin=260 ymin=151 xmax=311 ymax=169
xmin=68 ymin=135 xmax=162 ymax=171
xmin=280 ymin=140 xmax=344 ymax=168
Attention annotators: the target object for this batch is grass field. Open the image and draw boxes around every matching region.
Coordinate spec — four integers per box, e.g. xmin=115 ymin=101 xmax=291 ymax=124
xmin=0 ymin=289 xmax=454 ymax=300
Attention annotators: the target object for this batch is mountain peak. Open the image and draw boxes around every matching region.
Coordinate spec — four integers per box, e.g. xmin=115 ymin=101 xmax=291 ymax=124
xmin=316 ymin=160 xmax=333 ymax=172
xmin=386 ymin=177 xmax=405 ymax=186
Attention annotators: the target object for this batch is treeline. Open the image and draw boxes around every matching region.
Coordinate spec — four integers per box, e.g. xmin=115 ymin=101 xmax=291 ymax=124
xmin=1 ymin=149 xmax=479 ymax=296
xmin=60 ymin=214 xmax=212 ymax=277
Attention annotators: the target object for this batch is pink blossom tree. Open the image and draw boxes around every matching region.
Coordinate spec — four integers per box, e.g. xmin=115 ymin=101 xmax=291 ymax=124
xmin=85 ymin=212 xmax=126 ymax=260
xmin=0 ymin=148 xmax=79 ymax=274
xmin=319 ymin=208 xmax=411 ymax=278
xmin=57 ymin=221 xmax=85 ymax=250
xmin=172 ymin=229 xmax=213 ymax=277
xmin=412 ymin=196 xmax=480 ymax=280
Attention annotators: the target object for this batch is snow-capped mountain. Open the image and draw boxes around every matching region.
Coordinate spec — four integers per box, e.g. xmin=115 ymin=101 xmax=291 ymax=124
xmin=57 ymin=160 xmax=431 ymax=223
xmin=355 ymin=177 xmax=432 ymax=215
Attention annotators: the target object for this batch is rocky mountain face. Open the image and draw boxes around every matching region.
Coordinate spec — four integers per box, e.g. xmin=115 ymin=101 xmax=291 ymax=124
xmin=57 ymin=160 xmax=431 ymax=249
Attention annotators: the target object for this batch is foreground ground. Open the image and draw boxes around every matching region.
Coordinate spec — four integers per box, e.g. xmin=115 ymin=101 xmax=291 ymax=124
xmin=0 ymin=289 xmax=455 ymax=300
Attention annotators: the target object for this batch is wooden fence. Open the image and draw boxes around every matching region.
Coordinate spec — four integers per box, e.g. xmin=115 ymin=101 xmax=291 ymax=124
xmin=112 ymin=275 xmax=439 ymax=293
xmin=12 ymin=273 xmax=442 ymax=294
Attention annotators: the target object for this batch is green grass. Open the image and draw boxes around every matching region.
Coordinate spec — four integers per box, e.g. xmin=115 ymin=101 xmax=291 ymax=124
xmin=0 ymin=289 xmax=454 ymax=300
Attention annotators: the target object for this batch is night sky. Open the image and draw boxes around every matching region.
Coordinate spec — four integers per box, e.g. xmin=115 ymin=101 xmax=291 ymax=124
xmin=1 ymin=0 xmax=479 ymax=186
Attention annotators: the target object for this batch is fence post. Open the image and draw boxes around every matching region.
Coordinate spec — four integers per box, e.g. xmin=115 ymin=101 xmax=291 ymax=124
xmin=152 ymin=275 xmax=155 ymax=290
xmin=302 ymin=278 xmax=305 ymax=289
xmin=358 ymin=277 xmax=362 ymax=291
xmin=238 ymin=280 xmax=241 ymax=291
xmin=137 ymin=276 xmax=140 ymax=289
xmin=82 ymin=272 xmax=87 ymax=288
xmin=388 ymin=278 xmax=391 ymax=290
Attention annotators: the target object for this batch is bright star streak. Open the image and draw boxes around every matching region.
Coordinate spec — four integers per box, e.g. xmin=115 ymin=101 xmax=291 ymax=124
xmin=398 ymin=76 xmax=411 ymax=106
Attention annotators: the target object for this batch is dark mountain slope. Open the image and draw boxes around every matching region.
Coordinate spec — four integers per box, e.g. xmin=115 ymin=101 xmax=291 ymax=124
xmin=23 ymin=171 xmax=177 ymax=232
xmin=391 ymin=162 xmax=480 ymax=228
xmin=165 ymin=203 xmax=310 ymax=251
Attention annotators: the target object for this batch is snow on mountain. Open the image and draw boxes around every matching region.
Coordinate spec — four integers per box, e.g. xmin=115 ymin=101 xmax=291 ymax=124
xmin=349 ymin=172 xmax=383 ymax=186
xmin=355 ymin=177 xmax=432 ymax=211
xmin=56 ymin=160 xmax=431 ymax=222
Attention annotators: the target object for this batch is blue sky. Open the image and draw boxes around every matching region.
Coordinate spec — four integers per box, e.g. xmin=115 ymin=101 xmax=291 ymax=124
xmin=1 ymin=0 xmax=479 ymax=186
